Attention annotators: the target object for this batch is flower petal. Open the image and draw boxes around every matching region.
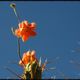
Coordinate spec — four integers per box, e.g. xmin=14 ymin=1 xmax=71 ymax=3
xmin=24 ymin=20 xmax=29 ymax=27
xmin=18 ymin=22 xmax=22 ymax=29
xmin=22 ymin=34 xmax=30 ymax=42
xmin=20 ymin=29 xmax=27 ymax=36
xmin=15 ymin=29 xmax=21 ymax=37
xmin=30 ymin=22 xmax=36 ymax=30
xmin=29 ymin=30 xmax=37 ymax=36
xmin=31 ymin=50 xmax=36 ymax=57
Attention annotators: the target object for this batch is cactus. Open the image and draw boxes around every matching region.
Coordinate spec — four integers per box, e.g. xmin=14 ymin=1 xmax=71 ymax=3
xmin=21 ymin=60 xmax=42 ymax=79
xmin=9 ymin=3 xmax=49 ymax=79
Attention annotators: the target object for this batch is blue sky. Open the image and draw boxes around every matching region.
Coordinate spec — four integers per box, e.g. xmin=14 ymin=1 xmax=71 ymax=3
xmin=0 ymin=1 xmax=80 ymax=79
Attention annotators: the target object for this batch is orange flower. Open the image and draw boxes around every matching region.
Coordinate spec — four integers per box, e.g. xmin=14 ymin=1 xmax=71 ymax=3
xmin=15 ymin=20 xmax=37 ymax=42
xmin=19 ymin=51 xmax=31 ymax=66
xmin=19 ymin=50 xmax=38 ymax=67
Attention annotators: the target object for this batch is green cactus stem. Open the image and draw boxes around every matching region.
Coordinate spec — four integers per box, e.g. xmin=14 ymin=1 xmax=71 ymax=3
xmin=21 ymin=61 xmax=42 ymax=80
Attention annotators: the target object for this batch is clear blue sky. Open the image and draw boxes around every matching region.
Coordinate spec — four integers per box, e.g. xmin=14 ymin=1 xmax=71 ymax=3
xmin=0 ymin=1 xmax=80 ymax=79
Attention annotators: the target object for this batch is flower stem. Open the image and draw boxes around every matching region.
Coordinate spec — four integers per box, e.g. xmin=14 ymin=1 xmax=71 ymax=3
xmin=10 ymin=3 xmax=26 ymax=68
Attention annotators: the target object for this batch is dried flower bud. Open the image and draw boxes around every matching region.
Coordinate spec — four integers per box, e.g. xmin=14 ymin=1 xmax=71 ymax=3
xmin=10 ymin=3 xmax=16 ymax=9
